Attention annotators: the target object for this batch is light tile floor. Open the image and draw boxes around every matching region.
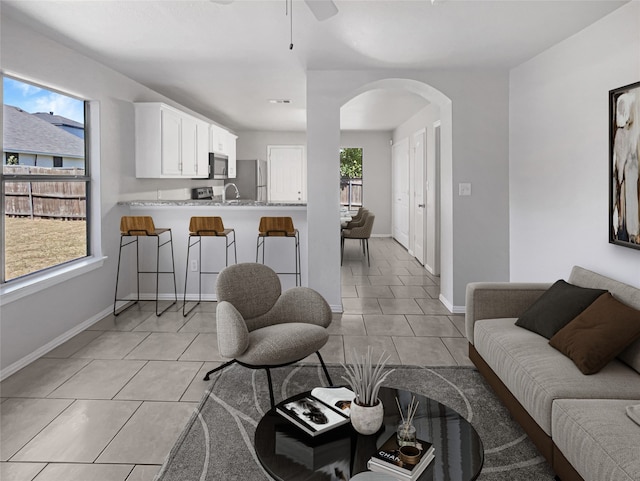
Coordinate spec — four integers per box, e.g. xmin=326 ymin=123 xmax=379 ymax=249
xmin=0 ymin=237 xmax=470 ymax=481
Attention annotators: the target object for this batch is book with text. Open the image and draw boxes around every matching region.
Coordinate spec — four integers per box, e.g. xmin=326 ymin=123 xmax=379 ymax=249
xmin=276 ymin=387 xmax=354 ymax=437
xmin=367 ymin=432 xmax=435 ymax=480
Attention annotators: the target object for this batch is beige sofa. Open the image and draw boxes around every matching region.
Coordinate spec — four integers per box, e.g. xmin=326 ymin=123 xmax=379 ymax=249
xmin=465 ymin=266 xmax=640 ymax=481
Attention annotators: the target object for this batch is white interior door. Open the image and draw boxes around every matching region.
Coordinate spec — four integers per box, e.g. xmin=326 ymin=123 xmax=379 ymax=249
xmin=268 ymin=145 xmax=305 ymax=202
xmin=426 ymin=122 xmax=441 ymax=275
xmin=392 ymin=139 xmax=410 ymax=249
xmin=413 ymin=129 xmax=426 ymax=265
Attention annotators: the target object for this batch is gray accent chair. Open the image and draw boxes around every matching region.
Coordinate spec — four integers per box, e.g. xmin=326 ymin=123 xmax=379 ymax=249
xmin=341 ymin=213 xmax=375 ymax=266
xmin=203 ymin=263 xmax=333 ymax=406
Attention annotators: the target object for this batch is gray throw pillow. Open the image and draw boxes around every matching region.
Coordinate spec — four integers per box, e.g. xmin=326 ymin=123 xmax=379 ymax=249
xmin=514 ymin=280 xmax=607 ymax=339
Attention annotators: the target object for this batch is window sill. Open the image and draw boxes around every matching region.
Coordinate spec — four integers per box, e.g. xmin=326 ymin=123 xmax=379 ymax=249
xmin=0 ymin=256 xmax=106 ymax=307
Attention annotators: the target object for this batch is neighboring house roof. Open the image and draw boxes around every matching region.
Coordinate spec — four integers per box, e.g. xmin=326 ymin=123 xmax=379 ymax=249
xmin=33 ymin=111 xmax=84 ymax=130
xmin=3 ymin=105 xmax=84 ymax=158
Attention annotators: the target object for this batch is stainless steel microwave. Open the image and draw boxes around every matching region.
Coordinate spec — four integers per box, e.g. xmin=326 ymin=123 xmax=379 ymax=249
xmin=210 ymin=152 xmax=228 ymax=179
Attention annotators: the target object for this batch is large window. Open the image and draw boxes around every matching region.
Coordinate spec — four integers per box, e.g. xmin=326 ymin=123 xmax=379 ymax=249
xmin=340 ymin=147 xmax=363 ymax=210
xmin=2 ymin=76 xmax=90 ymax=283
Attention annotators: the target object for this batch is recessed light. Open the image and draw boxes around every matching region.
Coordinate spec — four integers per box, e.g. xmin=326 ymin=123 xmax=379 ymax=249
xmin=269 ymin=99 xmax=292 ymax=104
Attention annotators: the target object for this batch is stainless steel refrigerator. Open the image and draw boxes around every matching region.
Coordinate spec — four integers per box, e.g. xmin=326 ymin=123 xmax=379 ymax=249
xmin=235 ymin=159 xmax=268 ymax=201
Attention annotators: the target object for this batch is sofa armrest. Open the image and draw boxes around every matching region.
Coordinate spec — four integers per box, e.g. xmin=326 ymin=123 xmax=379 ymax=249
xmin=465 ymin=282 xmax=552 ymax=344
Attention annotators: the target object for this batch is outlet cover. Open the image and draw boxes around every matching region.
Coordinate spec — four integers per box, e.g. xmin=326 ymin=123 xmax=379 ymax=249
xmin=458 ymin=183 xmax=472 ymax=196
xmin=190 ymin=260 xmax=198 ymax=271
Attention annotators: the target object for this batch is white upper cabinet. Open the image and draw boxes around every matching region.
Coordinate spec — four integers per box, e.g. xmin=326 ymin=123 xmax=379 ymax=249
xmin=209 ymin=124 xmax=228 ymax=154
xmin=159 ymin=107 xmax=182 ymax=176
xmin=209 ymin=124 xmax=238 ymax=179
xmin=227 ymin=133 xmax=237 ymax=178
xmin=196 ymin=121 xmax=210 ymax=177
xmin=135 ymin=102 xmax=209 ymax=178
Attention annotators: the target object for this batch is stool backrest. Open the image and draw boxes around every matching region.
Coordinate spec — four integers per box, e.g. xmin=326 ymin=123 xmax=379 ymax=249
xmin=120 ymin=216 xmax=156 ymax=236
xmin=258 ymin=216 xmax=295 ymax=236
xmin=189 ymin=216 xmax=225 ymax=235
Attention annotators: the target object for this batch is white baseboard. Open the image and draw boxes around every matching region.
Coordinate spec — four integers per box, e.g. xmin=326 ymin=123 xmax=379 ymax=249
xmin=330 ymin=303 xmax=343 ymax=313
xmin=438 ymin=293 xmax=465 ymax=315
xmin=0 ymin=305 xmax=113 ymax=381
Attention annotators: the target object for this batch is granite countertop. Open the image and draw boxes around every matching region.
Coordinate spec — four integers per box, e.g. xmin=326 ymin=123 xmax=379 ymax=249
xmin=120 ymin=199 xmax=307 ymax=207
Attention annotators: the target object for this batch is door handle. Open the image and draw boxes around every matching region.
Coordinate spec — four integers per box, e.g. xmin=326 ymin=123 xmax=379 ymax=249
xmin=418 ymin=204 xmax=425 ymax=208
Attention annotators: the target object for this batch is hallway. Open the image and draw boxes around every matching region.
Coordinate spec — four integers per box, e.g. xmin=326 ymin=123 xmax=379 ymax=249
xmin=334 ymin=236 xmax=471 ymax=366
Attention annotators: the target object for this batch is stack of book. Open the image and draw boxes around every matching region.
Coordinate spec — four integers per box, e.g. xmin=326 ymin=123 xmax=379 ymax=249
xmin=367 ymin=432 xmax=435 ymax=480
xmin=276 ymin=387 xmax=355 ymax=437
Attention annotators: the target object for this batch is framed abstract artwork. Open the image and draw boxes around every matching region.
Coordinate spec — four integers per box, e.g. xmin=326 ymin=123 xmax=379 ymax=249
xmin=610 ymin=81 xmax=640 ymax=250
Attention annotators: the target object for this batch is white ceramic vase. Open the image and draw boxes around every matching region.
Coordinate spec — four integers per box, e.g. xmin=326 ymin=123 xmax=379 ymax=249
xmin=350 ymin=398 xmax=384 ymax=435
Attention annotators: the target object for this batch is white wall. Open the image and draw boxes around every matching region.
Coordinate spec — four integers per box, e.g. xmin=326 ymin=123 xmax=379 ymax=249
xmin=510 ymin=1 xmax=640 ymax=287
xmin=307 ymin=72 xmax=510 ymax=311
xmin=236 ymin=131 xmax=306 ymax=159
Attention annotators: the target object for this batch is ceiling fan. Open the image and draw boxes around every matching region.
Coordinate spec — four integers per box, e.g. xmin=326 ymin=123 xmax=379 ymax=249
xmin=211 ymin=0 xmax=339 ymax=22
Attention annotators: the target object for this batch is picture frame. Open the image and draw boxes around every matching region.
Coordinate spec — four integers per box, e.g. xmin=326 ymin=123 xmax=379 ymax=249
xmin=609 ymin=81 xmax=640 ymax=250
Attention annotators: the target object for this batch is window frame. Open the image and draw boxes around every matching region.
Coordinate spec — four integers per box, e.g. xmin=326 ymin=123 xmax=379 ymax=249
xmin=1 ymin=75 xmax=103 ymax=303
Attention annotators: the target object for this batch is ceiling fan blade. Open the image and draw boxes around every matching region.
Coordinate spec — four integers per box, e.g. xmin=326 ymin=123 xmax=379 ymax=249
xmin=304 ymin=0 xmax=338 ymax=21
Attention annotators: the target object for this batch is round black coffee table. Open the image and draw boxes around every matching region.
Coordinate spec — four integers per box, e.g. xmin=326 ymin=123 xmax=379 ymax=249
xmin=254 ymin=386 xmax=484 ymax=481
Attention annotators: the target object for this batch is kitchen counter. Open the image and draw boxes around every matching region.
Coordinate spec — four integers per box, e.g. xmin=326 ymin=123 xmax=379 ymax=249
xmin=117 ymin=200 xmax=308 ymax=295
xmin=119 ymin=199 xmax=306 ymax=208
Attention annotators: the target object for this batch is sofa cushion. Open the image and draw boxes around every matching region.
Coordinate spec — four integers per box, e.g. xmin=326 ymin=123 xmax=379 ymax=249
xmin=549 ymin=293 xmax=640 ymax=374
xmin=474 ymin=318 xmax=640 ymax=435
xmin=569 ymin=266 xmax=640 ymax=373
xmin=553 ymin=399 xmax=640 ymax=481
xmin=514 ymin=280 xmax=606 ymax=339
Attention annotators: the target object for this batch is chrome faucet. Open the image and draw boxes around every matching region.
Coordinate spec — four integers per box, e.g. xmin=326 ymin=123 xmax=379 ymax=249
xmin=222 ymin=183 xmax=240 ymax=202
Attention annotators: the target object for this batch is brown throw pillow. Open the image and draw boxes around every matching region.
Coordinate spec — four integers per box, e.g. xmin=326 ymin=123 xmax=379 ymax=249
xmin=549 ymin=293 xmax=640 ymax=375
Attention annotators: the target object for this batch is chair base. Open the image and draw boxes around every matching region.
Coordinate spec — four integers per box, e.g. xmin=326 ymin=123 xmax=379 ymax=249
xmin=203 ymin=352 xmax=333 ymax=408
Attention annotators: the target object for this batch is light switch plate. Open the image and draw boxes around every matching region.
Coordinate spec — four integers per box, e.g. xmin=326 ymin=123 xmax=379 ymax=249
xmin=458 ymin=183 xmax=472 ymax=196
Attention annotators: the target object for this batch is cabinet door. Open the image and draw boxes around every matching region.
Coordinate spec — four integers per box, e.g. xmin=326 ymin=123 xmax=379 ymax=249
xmin=227 ymin=133 xmax=237 ymax=178
xmin=210 ymin=124 xmax=227 ymax=154
xmin=180 ymin=115 xmax=198 ymax=177
xmin=161 ymin=108 xmax=182 ymax=176
xmin=195 ymin=121 xmax=209 ymax=177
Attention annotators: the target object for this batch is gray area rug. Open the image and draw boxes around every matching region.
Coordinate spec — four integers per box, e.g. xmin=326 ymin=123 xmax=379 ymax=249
xmin=156 ymin=365 xmax=555 ymax=481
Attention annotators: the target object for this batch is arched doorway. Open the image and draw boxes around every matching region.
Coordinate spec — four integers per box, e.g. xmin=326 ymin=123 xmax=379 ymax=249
xmin=305 ymin=73 xmax=453 ymax=311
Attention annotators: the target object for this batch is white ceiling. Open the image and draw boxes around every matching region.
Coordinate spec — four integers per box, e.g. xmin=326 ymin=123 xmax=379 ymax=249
xmin=2 ymin=0 xmax=627 ymax=132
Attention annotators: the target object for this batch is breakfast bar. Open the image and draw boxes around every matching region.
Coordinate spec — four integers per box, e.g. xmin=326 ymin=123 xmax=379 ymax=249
xmin=118 ymin=200 xmax=307 ymax=299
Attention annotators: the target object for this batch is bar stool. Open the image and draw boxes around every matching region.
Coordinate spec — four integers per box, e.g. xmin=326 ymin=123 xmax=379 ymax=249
xmin=114 ymin=216 xmax=177 ymax=317
xmin=256 ymin=216 xmax=301 ymax=286
xmin=183 ymin=216 xmax=237 ymax=316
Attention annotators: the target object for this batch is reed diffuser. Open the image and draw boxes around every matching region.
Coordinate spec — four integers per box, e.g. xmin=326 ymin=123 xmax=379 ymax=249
xmin=396 ymin=395 xmax=419 ymax=447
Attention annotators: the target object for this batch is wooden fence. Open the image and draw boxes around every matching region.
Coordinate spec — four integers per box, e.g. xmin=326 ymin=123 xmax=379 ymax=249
xmin=340 ymin=178 xmax=363 ymax=209
xmin=3 ymin=166 xmax=86 ymax=220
